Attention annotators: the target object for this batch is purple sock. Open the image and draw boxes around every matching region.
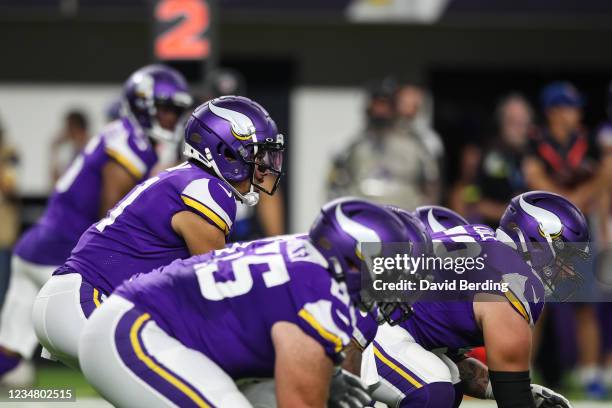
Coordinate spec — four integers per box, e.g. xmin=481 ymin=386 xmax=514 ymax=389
xmin=0 ymin=352 xmax=20 ymax=376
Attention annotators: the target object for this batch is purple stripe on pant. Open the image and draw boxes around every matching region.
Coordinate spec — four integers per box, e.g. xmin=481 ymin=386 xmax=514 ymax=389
xmin=78 ymin=277 xmax=104 ymax=318
xmin=113 ymin=305 xmax=215 ymax=408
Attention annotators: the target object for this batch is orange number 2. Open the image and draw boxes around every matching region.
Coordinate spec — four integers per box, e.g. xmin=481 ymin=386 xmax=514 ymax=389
xmin=155 ymin=0 xmax=210 ymax=60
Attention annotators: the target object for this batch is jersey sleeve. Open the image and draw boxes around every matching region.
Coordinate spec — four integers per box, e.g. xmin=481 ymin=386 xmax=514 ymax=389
xmin=103 ymin=121 xmax=152 ymax=180
xmin=292 ymin=270 xmax=355 ymax=363
xmin=180 ymin=178 xmax=237 ymax=236
xmin=501 ymin=272 xmax=545 ymax=327
xmin=351 ymin=308 xmax=379 ymax=350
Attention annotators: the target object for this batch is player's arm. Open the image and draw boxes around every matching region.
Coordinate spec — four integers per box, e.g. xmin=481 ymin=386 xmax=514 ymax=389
xmin=341 ymin=340 xmax=363 ymax=376
xmin=271 ymin=321 xmax=333 ymax=408
xmin=474 ymin=294 xmax=535 ymax=408
xmin=174 ymin=178 xmax=236 ymax=255
xmin=456 ymin=356 xmax=490 ymax=399
xmin=100 ymin=160 xmax=137 ymax=217
xmin=457 ymin=352 xmax=573 ymax=408
xmin=171 ymin=211 xmax=226 ymax=255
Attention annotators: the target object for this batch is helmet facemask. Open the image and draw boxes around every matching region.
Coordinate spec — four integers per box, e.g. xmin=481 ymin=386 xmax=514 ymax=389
xmin=540 ymin=237 xmax=589 ymax=301
xmin=241 ymin=136 xmax=285 ymax=196
xmin=149 ymin=95 xmax=192 ymax=143
xmin=507 ymin=223 xmax=590 ymax=301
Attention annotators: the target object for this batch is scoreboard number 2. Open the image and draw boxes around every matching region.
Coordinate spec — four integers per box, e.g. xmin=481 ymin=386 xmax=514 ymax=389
xmin=154 ymin=0 xmax=210 ymax=60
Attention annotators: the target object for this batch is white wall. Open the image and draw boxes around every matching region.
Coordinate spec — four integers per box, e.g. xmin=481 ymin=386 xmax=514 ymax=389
xmin=289 ymin=86 xmax=366 ymax=233
xmin=1 ymin=84 xmax=365 ymax=229
xmin=0 ymin=84 xmax=121 ymax=194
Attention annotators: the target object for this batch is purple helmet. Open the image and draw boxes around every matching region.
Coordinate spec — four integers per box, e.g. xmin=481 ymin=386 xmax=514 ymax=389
xmin=414 ymin=205 xmax=468 ymax=234
xmin=183 ymin=96 xmax=285 ymax=206
xmin=309 ymin=198 xmax=412 ymax=324
xmin=387 ymin=206 xmax=433 ymax=257
xmin=122 ymin=64 xmax=192 ymax=142
xmin=497 ymin=191 xmax=590 ymax=299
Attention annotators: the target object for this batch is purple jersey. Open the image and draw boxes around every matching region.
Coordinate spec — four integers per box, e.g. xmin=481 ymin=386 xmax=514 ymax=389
xmin=115 ymin=237 xmax=357 ymax=378
xmin=57 ymin=162 xmax=237 ymax=295
xmin=14 ymin=118 xmax=157 ymax=266
xmin=400 ymin=224 xmax=545 ymax=352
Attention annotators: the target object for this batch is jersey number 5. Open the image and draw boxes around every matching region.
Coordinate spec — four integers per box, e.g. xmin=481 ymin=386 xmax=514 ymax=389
xmin=196 ymin=254 xmax=290 ymax=301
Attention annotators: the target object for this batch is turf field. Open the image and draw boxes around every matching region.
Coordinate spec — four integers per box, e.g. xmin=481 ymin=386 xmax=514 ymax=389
xmin=1 ymin=365 xmax=609 ymax=407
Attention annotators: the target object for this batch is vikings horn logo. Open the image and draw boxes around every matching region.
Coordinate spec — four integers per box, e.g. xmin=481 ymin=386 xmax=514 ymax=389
xmin=519 ymin=195 xmax=564 ymax=239
xmin=335 ymin=202 xmax=382 ymax=260
xmin=209 ymin=101 xmax=256 ymax=141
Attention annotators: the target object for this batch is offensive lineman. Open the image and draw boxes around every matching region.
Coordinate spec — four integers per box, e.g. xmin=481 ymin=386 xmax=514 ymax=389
xmin=78 ymin=198 xmax=409 ymax=407
xmin=0 ymin=64 xmax=192 ymax=380
xmin=362 ymin=192 xmax=584 ymax=407
xmin=32 ymin=96 xmax=285 ymax=368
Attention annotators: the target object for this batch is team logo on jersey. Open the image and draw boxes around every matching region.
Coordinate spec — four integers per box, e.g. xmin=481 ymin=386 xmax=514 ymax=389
xmin=218 ymin=183 xmax=233 ymax=198
xmin=519 ymin=196 xmax=564 ymax=239
xmin=209 ymin=101 xmax=256 ymax=141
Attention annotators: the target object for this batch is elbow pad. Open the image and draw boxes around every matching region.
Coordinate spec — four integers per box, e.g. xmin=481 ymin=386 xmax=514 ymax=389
xmin=489 ymin=370 xmax=536 ymax=408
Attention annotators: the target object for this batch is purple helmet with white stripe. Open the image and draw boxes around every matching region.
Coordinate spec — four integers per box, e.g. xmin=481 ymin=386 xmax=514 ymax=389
xmin=497 ymin=191 xmax=590 ymax=299
xmin=309 ymin=198 xmax=412 ymax=323
xmin=387 ymin=206 xmax=433 ymax=257
xmin=184 ymin=96 xmax=285 ymax=206
xmin=414 ymin=205 xmax=468 ymax=234
xmin=122 ymin=64 xmax=192 ymax=142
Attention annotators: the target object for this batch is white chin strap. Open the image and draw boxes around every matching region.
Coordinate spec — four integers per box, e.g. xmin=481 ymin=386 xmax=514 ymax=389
xmin=183 ymin=143 xmax=260 ymax=207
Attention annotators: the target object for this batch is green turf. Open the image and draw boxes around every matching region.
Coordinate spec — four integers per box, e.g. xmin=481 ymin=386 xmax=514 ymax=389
xmin=35 ymin=365 xmax=99 ymax=399
xmin=32 ymin=364 xmax=611 ymax=403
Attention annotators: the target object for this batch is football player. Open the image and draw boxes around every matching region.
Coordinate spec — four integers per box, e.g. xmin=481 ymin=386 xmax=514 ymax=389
xmin=362 ymin=192 xmax=583 ymax=408
xmin=77 ymin=198 xmax=408 ymax=407
xmin=32 ymin=96 xmax=285 ymax=368
xmin=0 ymin=64 xmax=191 ymax=380
xmin=413 ymin=204 xmax=469 ymax=234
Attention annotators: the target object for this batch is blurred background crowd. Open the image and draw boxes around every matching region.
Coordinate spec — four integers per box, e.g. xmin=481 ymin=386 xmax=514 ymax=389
xmin=0 ymin=0 xmax=612 ymax=402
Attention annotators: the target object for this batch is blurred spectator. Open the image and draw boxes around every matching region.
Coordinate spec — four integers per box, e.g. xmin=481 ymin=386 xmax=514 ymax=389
xmin=327 ymin=78 xmax=440 ymax=210
xmin=396 ymin=83 xmax=445 ymax=161
xmin=448 ymin=143 xmax=482 ymax=220
xmin=0 ymin=116 xmax=19 ymax=306
xmin=523 ymin=81 xmax=611 ymax=398
xmin=470 ymin=93 xmax=533 ymax=226
xmin=49 ymin=110 xmax=90 ymax=184
xmin=523 ymin=81 xmax=609 ymax=211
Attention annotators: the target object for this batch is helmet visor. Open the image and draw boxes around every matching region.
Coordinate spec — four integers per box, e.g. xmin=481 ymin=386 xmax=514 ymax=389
xmin=245 ymin=137 xmax=285 ymax=195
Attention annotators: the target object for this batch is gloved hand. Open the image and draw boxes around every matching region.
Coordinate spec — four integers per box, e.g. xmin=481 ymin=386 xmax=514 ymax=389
xmin=328 ymin=368 xmax=372 ymax=408
xmin=531 ymin=384 xmax=572 ymax=408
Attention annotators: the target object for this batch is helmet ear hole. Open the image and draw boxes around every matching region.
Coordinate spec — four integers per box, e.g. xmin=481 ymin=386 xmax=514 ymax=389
xmin=217 ymin=143 xmax=237 ymax=162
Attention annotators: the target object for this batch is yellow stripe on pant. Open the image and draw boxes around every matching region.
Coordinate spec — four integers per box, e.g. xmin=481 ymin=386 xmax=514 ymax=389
xmin=129 ymin=313 xmax=211 ymax=408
